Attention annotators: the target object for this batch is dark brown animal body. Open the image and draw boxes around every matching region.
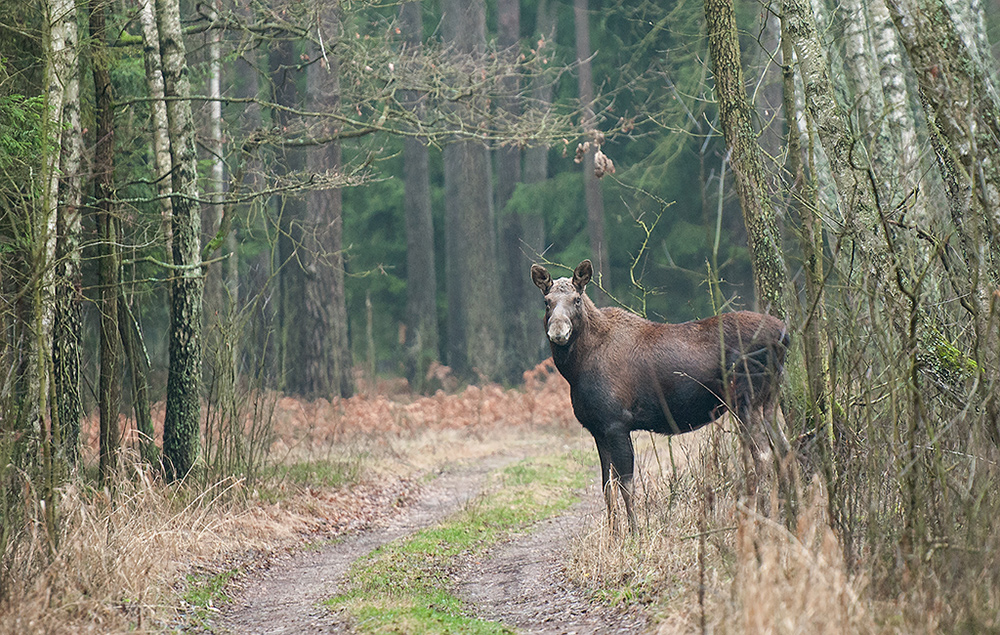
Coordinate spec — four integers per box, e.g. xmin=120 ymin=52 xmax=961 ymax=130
xmin=531 ymin=260 xmax=789 ymax=529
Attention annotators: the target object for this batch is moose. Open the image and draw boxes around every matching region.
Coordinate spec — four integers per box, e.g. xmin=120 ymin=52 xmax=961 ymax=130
xmin=531 ymin=259 xmax=790 ymax=530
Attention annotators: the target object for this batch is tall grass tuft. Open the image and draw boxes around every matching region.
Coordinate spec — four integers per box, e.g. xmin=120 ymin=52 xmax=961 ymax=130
xmin=0 ymin=453 xmax=242 ymax=633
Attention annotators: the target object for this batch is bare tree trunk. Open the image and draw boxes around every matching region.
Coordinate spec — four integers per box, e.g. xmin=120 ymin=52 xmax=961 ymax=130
xmin=138 ymin=0 xmax=174 ymax=262
xmin=705 ymin=0 xmax=786 ymax=317
xmin=52 ymin=0 xmax=83 ymax=466
xmin=884 ymin=0 xmax=1000 ymax=290
xmin=202 ymin=0 xmax=238 ymax=383
xmin=869 ymin=0 xmax=926 ymax=224
xmin=118 ymin=298 xmax=156 ymax=465
xmin=495 ymin=0 xmax=532 ymax=382
xmin=303 ymin=3 xmax=353 ymax=398
xmin=231 ymin=0 xmax=272 ymax=383
xmin=573 ymin=0 xmax=609 ymax=300
xmin=520 ymin=0 xmax=556 ymax=363
xmin=158 ymin=0 xmax=204 ymax=480
xmin=91 ymin=0 xmax=121 ymax=483
xmin=781 ymin=15 xmax=834 ymax=475
xmin=399 ymin=0 xmax=439 ymax=391
xmin=268 ymin=39 xmax=307 ymax=394
xmin=837 ymin=0 xmax=890 ymax=200
xmin=442 ymin=0 xmax=503 ymax=381
xmin=782 ymin=0 xmax=884 ymax=275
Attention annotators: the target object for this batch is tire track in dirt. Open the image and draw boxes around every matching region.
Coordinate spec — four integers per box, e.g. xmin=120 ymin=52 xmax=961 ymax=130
xmin=454 ymin=499 xmax=649 ymax=635
xmin=218 ymin=453 xmax=648 ymax=634
xmin=218 ymin=455 xmax=514 ymax=634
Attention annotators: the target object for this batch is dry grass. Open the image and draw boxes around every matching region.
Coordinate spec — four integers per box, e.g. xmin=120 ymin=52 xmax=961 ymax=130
xmin=0 ymin=360 xmax=579 ymax=633
xmin=568 ymin=419 xmax=875 ymax=635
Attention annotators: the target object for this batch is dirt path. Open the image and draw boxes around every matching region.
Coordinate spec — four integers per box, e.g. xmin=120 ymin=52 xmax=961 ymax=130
xmin=454 ymin=503 xmax=649 ymax=634
xmin=217 ymin=453 xmax=647 ymax=634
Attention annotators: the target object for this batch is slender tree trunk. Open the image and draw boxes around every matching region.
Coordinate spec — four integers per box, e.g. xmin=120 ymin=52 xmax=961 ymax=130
xmin=705 ymin=0 xmax=786 ymax=317
xmin=399 ymin=0 xmax=440 ymax=391
xmin=837 ymin=0 xmax=890 ymax=200
xmin=782 ymin=0 xmax=884 ymax=276
xmin=138 ymin=0 xmax=174 ymax=262
xmin=443 ymin=0 xmax=503 ymax=381
xmin=781 ymin=15 xmax=834 ymax=474
xmin=158 ymin=0 xmax=204 ymax=480
xmin=52 ymin=0 xmax=83 ymax=466
xmin=495 ymin=0 xmax=532 ymax=382
xmin=303 ymin=2 xmax=353 ymax=398
xmin=271 ymin=40 xmax=307 ymax=394
xmin=869 ymin=0 xmax=925 ymax=224
xmin=202 ymin=0 xmax=238 ymax=381
xmin=521 ymin=0 xmax=556 ymax=363
xmin=118 ymin=298 xmax=156 ymax=464
xmin=573 ymin=0 xmax=609 ymax=300
xmin=91 ymin=0 xmax=121 ymax=483
xmin=884 ymin=0 xmax=1000 ymax=290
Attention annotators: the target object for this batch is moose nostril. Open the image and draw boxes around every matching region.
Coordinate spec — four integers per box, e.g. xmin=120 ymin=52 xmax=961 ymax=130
xmin=548 ymin=323 xmax=571 ymax=344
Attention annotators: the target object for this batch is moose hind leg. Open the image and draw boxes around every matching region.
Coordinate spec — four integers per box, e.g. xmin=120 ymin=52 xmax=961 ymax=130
xmin=737 ymin=401 xmax=771 ymax=503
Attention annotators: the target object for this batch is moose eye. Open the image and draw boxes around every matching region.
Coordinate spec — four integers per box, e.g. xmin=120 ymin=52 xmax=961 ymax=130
xmin=574 ymin=297 xmax=581 ymax=306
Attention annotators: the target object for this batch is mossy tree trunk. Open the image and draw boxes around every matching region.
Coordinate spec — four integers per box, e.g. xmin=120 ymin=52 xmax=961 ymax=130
xmin=158 ymin=0 xmax=204 ymax=480
xmin=704 ymin=0 xmax=786 ymax=318
xmin=91 ymin=0 xmax=122 ymax=483
xmin=782 ymin=0 xmax=885 ymax=277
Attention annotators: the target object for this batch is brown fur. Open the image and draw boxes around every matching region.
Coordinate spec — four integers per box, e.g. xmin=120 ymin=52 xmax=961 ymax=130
xmin=532 ymin=260 xmax=790 ymax=530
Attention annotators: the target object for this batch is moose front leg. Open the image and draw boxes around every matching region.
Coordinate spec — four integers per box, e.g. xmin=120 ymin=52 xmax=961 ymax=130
xmin=594 ymin=430 xmax=637 ymax=533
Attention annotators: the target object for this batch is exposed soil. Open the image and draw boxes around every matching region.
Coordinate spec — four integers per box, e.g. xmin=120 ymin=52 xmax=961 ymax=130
xmin=215 ymin=452 xmax=648 ymax=634
xmin=454 ymin=504 xmax=649 ymax=634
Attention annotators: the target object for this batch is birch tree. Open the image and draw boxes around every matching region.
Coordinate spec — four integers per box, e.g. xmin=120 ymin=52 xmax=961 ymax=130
xmin=137 ymin=0 xmax=174 ymax=261
xmin=884 ymin=0 xmax=1000 ymax=291
xmin=50 ymin=0 xmax=83 ymax=465
xmin=781 ymin=0 xmax=884 ymax=276
xmin=157 ymin=0 xmax=205 ymax=479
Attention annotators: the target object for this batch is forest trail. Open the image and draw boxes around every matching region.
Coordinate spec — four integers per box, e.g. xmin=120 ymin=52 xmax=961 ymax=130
xmin=216 ymin=450 xmax=648 ymax=634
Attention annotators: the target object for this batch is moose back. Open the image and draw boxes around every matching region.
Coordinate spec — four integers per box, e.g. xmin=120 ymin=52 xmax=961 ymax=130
xmin=531 ymin=259 xmax=789 ymax=529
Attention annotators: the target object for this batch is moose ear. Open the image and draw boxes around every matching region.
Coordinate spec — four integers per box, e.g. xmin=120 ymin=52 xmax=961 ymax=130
xmin=531 ymin=264 xmax=553 ymax=293
xmin=573 ymin=260 xmax=593 ymax=290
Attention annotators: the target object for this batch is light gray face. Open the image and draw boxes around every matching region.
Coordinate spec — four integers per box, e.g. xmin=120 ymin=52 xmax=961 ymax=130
xmin=542 ymin=279 xmax=582 ymax=346
xmin=530 ymin=260 xmax=593 ymax=347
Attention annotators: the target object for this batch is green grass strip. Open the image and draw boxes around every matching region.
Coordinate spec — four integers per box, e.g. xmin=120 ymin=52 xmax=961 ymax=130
xmin=325 ymin=450 xmax=592 ymax=634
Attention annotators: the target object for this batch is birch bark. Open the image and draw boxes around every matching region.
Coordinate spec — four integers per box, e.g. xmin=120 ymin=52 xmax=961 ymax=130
xmin=158 ymin=0 xmax=205 ymax=479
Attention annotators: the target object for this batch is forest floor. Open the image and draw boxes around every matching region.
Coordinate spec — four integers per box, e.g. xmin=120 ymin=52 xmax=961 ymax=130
xmin=211 ymin=440 xmax=648 ymax=634
xmin=170 ymin=362 xmax=655 ymax=634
